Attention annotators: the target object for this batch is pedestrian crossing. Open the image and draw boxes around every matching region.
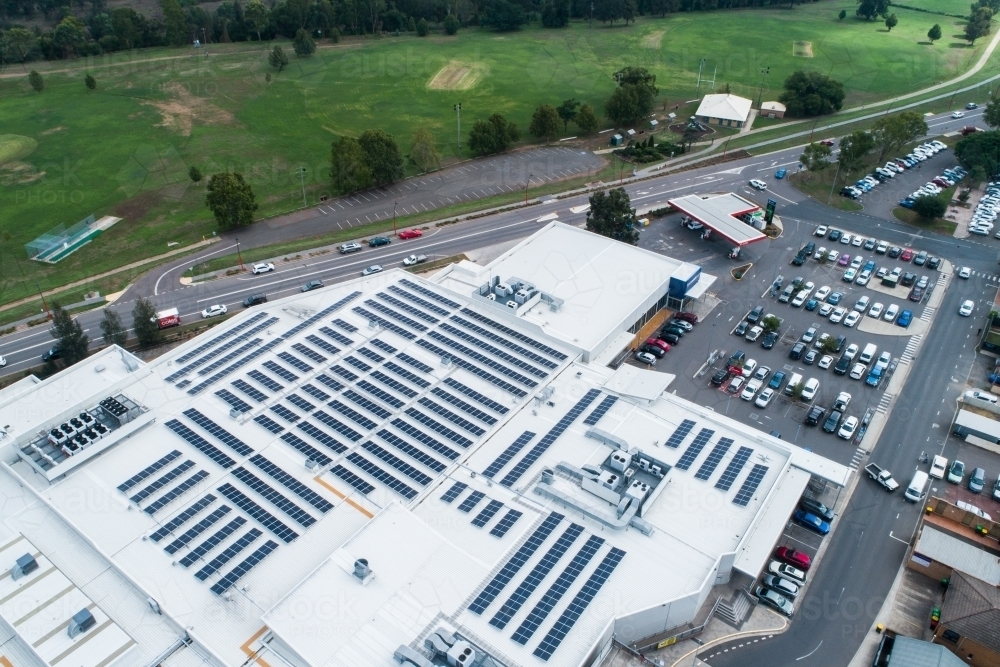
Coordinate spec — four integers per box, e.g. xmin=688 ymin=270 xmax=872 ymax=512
xmin=935 ymin=274 xmax=948 ymax=289
xmin=963 ymin=269 xmax=1000 ymax=282
xmin=876 ymin=392 xmax=894 ymax=415
xmin=849 ymin=445 xmax=866 ymax=472
xmin=899 ymin=334 xmax=922 ymax=365
xmin=919 ymin=306 xmax=935 ymax=322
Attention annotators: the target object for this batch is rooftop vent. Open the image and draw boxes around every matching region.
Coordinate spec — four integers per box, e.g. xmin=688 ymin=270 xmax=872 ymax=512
xmin=67 ymin=608 xmax=96 ymax=638
xmin=446 ymin=641 xmax=476 ymax=667
xmin=353 ymin=558 xmax=374 ymax=584
xmin=10 ymin=553 xmax=38 ymax=580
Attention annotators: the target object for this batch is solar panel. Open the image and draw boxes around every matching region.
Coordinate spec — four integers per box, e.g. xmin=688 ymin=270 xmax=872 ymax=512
xmin=119 ymin=450 xmax=182 ymax=492
xmin=330 ymin=365 xmax=359 ymax=382
xmin=278 ymin=353 xmax=313 ymax=375
xmin=144 ymin=471 xmax=209 ymax=515
xmin=232 ymin=379 xmax=267 ymax=403
xmin=438 ymin=324 xmax=548 ymax=378
xmin=315 ymin=373 xmax=345 ymax=392
xmin=331 ymin=318 xmax=358 ymax=333
xmin=533 ymin=547 xmax=627 ymax=660
xmin=357 ymin=347 xmax=384 ymax=364
xmin=292 ymin=343 xmax=327 ymax=364
xmin=351 ymin=307 xmax=416 ymax=340
xmin=210 ymin=539 xmax=279 ymax=595
xmin=417 ymin=398 xmax=486 ymax=436
xmin=287 ymin=394 xmax=317 ymax=413
xmin=715 ymin=447 xmax=754 ymax=491
xmin=357 ymin=381 xmax=404 ymax=409
xmin=149 ymin=494 xmax=217 ymax=542
xmin=217 ymin=483 xmax=299 ymax=542
xmin=343 ymin=390 xmax=391 ymax=419
xmin=361 ymin=442 xmax=432 ymax=485
xmin=174 ymin=312 xmax=268 ymax=364
xmin=511 ymin=535 xmax=605 ymax=645
xmin=471 ymin=499 xmax=504 ymax=527
xmin=665 ymin=419 xmax=696 ymax=448
xmin=442 ymin=378 xmax=509 ymax=414
xmin=168 ymin=335 xmax=252 ymax=381
xmin=179 ymin=516 xmax=247 ymax=567
xmin=131 ymin=461 xmax=195 ymax=502
xmin=305 ymin=335 xmax=340 ymax=356
xmin=270 ymin=405 xmax=300 ymax=424
xmin=490 ymin=509 xmax=523 ymax=538
xmin=694 ymin=438 xmax=734 ymax=481
xmin=165 ymin=420 xmax=236 ymax=468
xmin=319 ymin=326 xmax=353 ymax=347
xmin=362 ymin=300 xmax=430 ymax=332
xmin=405 ymin=408 xmax=473 ymax=447
xmin=675 ymin=428 xmax=716 ymax=470
xmin=426 ymin=332 xmax=539 ymax=387
xmin=330 ymin=465 xmax=375 ymax=495
xmin=390 ymin=419 xmax=460 ymax=460
xmin=371 ymin=371 xmax=418 ymax=398
xmin=280 ymin=432 xmax=334 ymax=466
xmin=197 ymin=338 xmax=263 ymax=376
xmin=263 ymin=360 xmax=298 ymax=382
xmin=249 ymin=454 xmax=333 ymax=513
xmin=489 ymin=523 xmax=584 ymax=630
xmin=295 ymin=422 xmax=348 ymax=454
xmin=301 ymin=384 xmax=331 ymax=402
xmin=457 ymin=490 xmax=485 ymax=513
xmin=253 ymin=415 xmax=285 ymax=434
xmin=384 ymin=362 xmax=430 ymax=388
xmin=248 ymin=369 xmax=283 ymax=392
xmin=732 ymin=464 xmax=768 ymax=507
xmin=375 ymin=292 xmax=440 ymax=323
xmin=326 ymin=402 xmax=377 ymax=431
xmin=457 ymin=307 xmax=567 ymax=360
xmin=164 ymin=505 xmax=232 ymax=554
xmin=430 ymin=388 xmax=497 ymax=425
xmin=417 ymin=340 xmax=527 ymax=398
xmin=398 ymin=278 xmax=461 ymax=309
xmin=499 ymin=390 xmax=600 ymax=487
xmin=440 ymin=482 xmax=468 ymax=504
xmin=344 ymin=356 xmax=371 ymax=372
xmin=214 ymin=390 xmax=252 ymax=414
xmin=194 ymin=528 xmax=262 ymax=580
xmin=448 ymin=316 xmax=559 ymax=369
xmin=375 ymin=430 xmax=446 ymax=472
xmin=188 ymin=339 xmax=282 ymax=393
xmin=583 ymin=395 xmax=618 ymax=426
xmin=346 ymin=452 xmax=418 ymax=499
xmin=468 ymin=512 xmax=564 ymax=615
xmin=277 ymin=292 xmax=361 ymax=341
xmin=386 ymin=284 xmax=450 ymax=316
xmin=175 ymin=380 xmax=192 ymax=389
xmin=183 ymin=408 xmax=254 ymax=456
xmin=370 ymin=339 xmax=396 ymax=354
xmin=232 ymin=467 xmax=315 ymax=527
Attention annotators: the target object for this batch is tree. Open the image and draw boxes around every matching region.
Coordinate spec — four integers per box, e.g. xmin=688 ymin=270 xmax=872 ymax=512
xmin=189 ymin=166 xmax=203 ymax=183
xmin=100 ymin=309 xmax=127 ymax=347
xmin=870 ymin=111 xmax=928 ymax=162
xmin=359 ymin=129 xmax=404 ymax=185
xmin=837 ymin=130 xmax=876 ymax=174
xmin=409 ymin=127 xmax=441 ymax=173
xmin=480 ymin=0 xmax=526 ymax=31
xmin=245 ymin=0 xmax=269 ymax=40
xmin=162 ymin=0 xmax=187 ymax=45
xmin=49 ymin=303 xmax=89 ymax=364
xmin=983 ymin=94 xmax=1000 ymax=128
xmin=966 ymin=8 xmax=993 ymax=45
xmin=927 ymin=23 xmax=942 ymax=43
xmin=443 ymin=14 xmax=459 ymax=34
xmin=606 ymin=67 xmax=658 ymax=126
xmin=4 ymin=28 xmax=39 ymax=63
xmin=856 ymin=0 xmax=890 ymax=19
xmin=971 ymin=165 xmax=988 ymax=183
xmin=132 ymin=297 xmax=159 ymax=348
xmin=468 ymin=113 xmax=520 ymax=155
xmin=557 ymin=99 xmax=580 ymax=132
xmin=205 ymin=172 xmax=259 ymax=230
xmin=779 ymin=70 xmax=845 ymax=117
xmin=586 ymin=188 xmax=639 ymax=245
xmin=269 ymin=45 xmax=289 ymax=70
xmin=52 ymin=16 xmax=86 ymax=58
xmin=839 ymin=8 xmax=846 ymax=18
xmin=331 ymin=136 xmax=372 ymax=194
xmin=884 ymin=13 xmax=897 ymax=30
xmin=529 ymin=105 xmax=561 ymax=142
xmin=84 ymin=73 xmax=96 ymax=90
xmin=541 ymin=0 xmax=570 ymax=27
xmin=29 ymin=70 xmax=43 ymax=92
xmin=416 ymin=17 xmax=429 ymax=35
xmin=575 ymin=104 xmax=599 ymax=134
xmin=761 ymin=314 xmax=781 ymax=332
xmin=800 ymin=142 xmax=832 ymax=171
xmin=955 ymin=130 xmax=1000 ymax=176
xmin=912 ymin=194 xmax=947 ymax=220
xmin=293 ymin=28 xmax=315 ymax=56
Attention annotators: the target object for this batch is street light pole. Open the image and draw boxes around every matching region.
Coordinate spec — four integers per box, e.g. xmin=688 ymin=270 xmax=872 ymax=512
xmin=827 ymin=161 xmax=842 ymax=204
xmin=36 ymin=283 xmax=50 ymax=318
xmin=235 ymin=237 xmax=245 ymax=271
xmin=297 ymin=167 xmax=307 ymax=208
xmin=454 ymin=103 xmax=462 ymax=155
xmin=756 ymin=67 xmax=770 ymax=109
xmin=392 ymin=201 xmax=398 ymax=235
xmin=524 ymin=174 xmax=533 ymax=203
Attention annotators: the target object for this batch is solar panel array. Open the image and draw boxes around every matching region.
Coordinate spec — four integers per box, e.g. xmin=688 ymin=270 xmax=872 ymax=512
xmin=438 ymin=324 xmax=548 ymax=378
xmin=371 ymin=371 xmax=417 ymax=398
xmin=715 ymin=447 xmax=753 ymax=491
xmin=387 ymin=284 xmax=450 ymax=316
xmin=280 ymin=432 xmax=334 ymax=466
xmin=362 ymin=299 xmax=428 ymax=332
xmin=301 ymin=384 xmax=331 ymax=402
xmin=210 ymin=540 xmax=279 ymax=595
xmin=398 ymin=278 xmax=460 ymax=309
xmin=326 ymin=402 xmax=376 ymax=432
xmin=305 ymin=334 xmax=339 ymax=356
xmin=164 ymin=506 xmax=231 ymax=555
xmin=448 ymin=316 xmax=559 ymax=369
xmin=214 ymin=390 xmax=252 ymax=414
xmin=376 ymin=430 xmax=446 ymax=472
xmin=232 ymin=467 xmax=316 ymax=527
xmin=418 ymin=340 xmax=527 ymax=398
xmin=391 ymin=419 xmax=460 ymax=460
xmin=665 ymin=419 xmax=696 ymax=448
xmin=440 ymin=481 xmax=468 ymax=503
xmin=732 ymin=464 xmax=768 ymax=507
xmin=483 ymin=431 xmax=536 ymax=479
xmin=417 ymin=398 xmax=486 ymax=436
xmin=344 ymin=390 xmax=391 ymax=419
xmin=315 ymin=373 xmax=345 ymax=392
xmin=253 ymin=415 xmax=285 ymax=434
xmin=457 ymin=308 xmax=567 ymax=361
xmin=188 ymin=338 xmax=285 ymax=395
xmin=405 ymin=408 xmax=473 ymax=448
xmin=149 ymin=494 xmax=216 ymax=541
xmin=675 ymin=429 xmax=716 ymax=471
xmin=471 ymin=499 xmax=505 ymax=528
xmin=165 ymin=420 xmax=236 ymax=468
xmin=195 ymin=528 xmax=262 ymax=580
xmin=375 ymin=292 xmax=439 ymax=323
xmin=119 ymin=450 xmax=182 ymax=492
xmin=370 ymin=339 xmax=396 ymax=354
xmin=347 ymin=452 xmax=417 ymax=499
xmin=144 ymin=471 xmax=209 ymax=515
xmin=296 ymin=422 xmax=347 ymax=455
xmin=430 ymin=388 xmax=497 ymax=425
xmin=331 ymin=465 xmax=375 ymax=495
xmin=384 ymin=362 xmax=430 ymax=388
xmin=457 ymin=490 xmax=486 ymax=513
xmin=331 ymin=318 xmax=358 ymax=333
xmin=443 ymin=378 xmax=509 ymax=414
xmin=319 ymin=326 xmax=353 ymax=347
xmin=357 ymin=347 xmax=384 ymax=364
xmin=264 ymin=360 xmax=298 ymax=382
xmin=270 ymin=405 xmax=300 ymax=424
xmin=277 ymin=352 xmax=313 ymax=373
xmin=292 ymin=343 xmax=327 ymax=363
xmin=277 ymin=291 xmax=361 ymax=341
xmin=694 ymin=438 xmax=734 ymax=481
xmin=583 ymin=395 xmax=618 ymax=426
xmin=196 ymin=339 xmax=264 ymax=377
xmin=287 ymin=394 xmax=316 ymax=413
xmin=361 ymin=441 xmax=432 ymax=485
xmin=130 ymin=461 xmax=195 ymax=502
xmin=248 ymin=369 xmax=283 ymax=392
xmin=173 ymin=312 xmax=269 ymax=364
xmin=490 ymin=510 xmax=523 ymax=538
xmin=330 ymin=365 xmax=358 ymax=382
xmin=427 ymin=332 xmax=539 ymax=387
xmin=167 ymin=317 xmax=279 ymax=383
xmin=183 ymin=409 xmax=253 ymax=456
xmin=179 ymin=517 xmax=247 ymax=567
xmin=352 ymin=307 xmax=415 ymax=340
xmin=250 ymin=455 xmax=332 ymax=512
xmin=397 ymin=353 xmax=434 ymax=374
xmin=344 ymin=356 xmax=371 ymax=373
xmin=217 ymin=483 xmax=298 ymax=542
xmin=357 ymin=381 xmax=404 ymax=409
xmin=232 ymin=380 xmax=267 ymax=403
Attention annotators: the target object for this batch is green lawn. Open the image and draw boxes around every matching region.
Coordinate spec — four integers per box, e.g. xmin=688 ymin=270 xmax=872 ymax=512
xmin=892 ymin=0 xmax=970 ymax=17
xmin=0 ymin=0 xmax=989 ymax=306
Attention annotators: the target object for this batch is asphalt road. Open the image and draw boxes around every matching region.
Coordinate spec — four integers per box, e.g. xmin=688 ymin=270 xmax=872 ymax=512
xmin=2 ymin=105 xmax=998 ymax=667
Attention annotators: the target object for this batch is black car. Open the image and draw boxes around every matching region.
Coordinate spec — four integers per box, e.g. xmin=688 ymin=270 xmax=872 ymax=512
xmin=791 ymin=254 xmax=805 ymax=266
xmin=662 ymin=325 xmax=686 ymax=337
xmin=901 ymin=272 xmax=916 ymax=287
xmin=660 ymin=332 xmax=681 ymax=345
xmin=734 ymin=321 xmax=749 ymax=336
xmin=640 ymin=344 xmax=665 ymax=358
xmin=805 ymin=405 xmax=826 ymax=426
xmin=909 ymin=286 xmax=924 ymax=302
xmin=927 ymin=256 xmax=941 ymax=270
xmin=243 ymin=293 xmax=267 ymax=307
xmin=301 ymin=280 xmax=323 ymax=292
xmin=728 ymin=351 xmax=746 ymax=367
xmin=761 ymin=331 xmax=779 ymax=349
xmin=799 ymin=497 xmax=835 ymax=522
xmin=711 ymin=369 xmax=730 ymax=386
xmin=803 ymin=349 xmax=818 ymax=365
xmin=823 ymin=410 xmax=843 ymax=433
xmin=802 ymin=242 xmax=816 ymax=255
xmin=368 ymin=236 xmax=391 ymax=247
xmin=828 ymin=229 xmax=842 ymax=242
xmin=789 ymin=342 xmax=806 ymax=360
xmin=834 ymin=356 xmax=851 ymax=375
xmin=747 ymin=306 xmax=764 ymax=323
xmin=834 ymin=335 xmax=846 ymax=352
xmin=887 ymin=246 xmax=902 ymax=258
xmin=42 ymin=346 xmax=62 ymax=362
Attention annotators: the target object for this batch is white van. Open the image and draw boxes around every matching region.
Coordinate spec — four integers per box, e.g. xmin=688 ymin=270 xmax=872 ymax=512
xmin=800 ymin=378 xmax=819 ymax=402
xmin=905 ymin=470 xmax=929 ymax=503
xmin=859 ymin=343 xmax=877 ymax=365
xmin=784 ymin=373 xmax=803 ymax=396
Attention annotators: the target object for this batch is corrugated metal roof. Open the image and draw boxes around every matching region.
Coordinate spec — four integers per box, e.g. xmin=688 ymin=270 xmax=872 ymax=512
xmin=668 ymin=194 xmax=767 ymax=246
xmin=914 ymin=525 xmax=1000 ymax=585
xmin=734 ymin=467 xmax=811 ymax=577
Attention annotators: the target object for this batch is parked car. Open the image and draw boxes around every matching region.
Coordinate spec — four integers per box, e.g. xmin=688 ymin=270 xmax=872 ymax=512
xmin=368 ymin=236 xmax=391 ymax=247
xmin=947 ymin=460 xmax=965 ymax=484
xmin=640 ymin=345 xmax=665 ymax=358
xmin=251 ymin=262 xmax=275 ymax=274
xmin=968 ymin=467 xmax=986 ymax=494
xmin=838 ymin=416 xmax=859 ymax=439
xmin=761 ymin=331 xmax=779 ymax=349
xmin=897 ymin=310 xmax=913 ymax=327
xmin=763 ymin=574 xmax=800 ymax=600
xmin=775 ymin=547 xmax=812 ymax=570
xmin=756 ymin=586 xmax=794 ymax=617
xmin=711 ymin=369 xmax=729 ymax=386
xmin=768 ymin=371 xmax=786 ymax=390
xmin=755 ymin=387 xmax=775 ymax=408
xmin=769 ymin=560 xmax=807 ymax=584
xmin=635 ymin=350 xmax=657 ymax=364
xmin=800 ymin=498 xmax=834 ymax=522
xmin=339 ymin=242 xmax=363 ymax=254
xmin=793 ymin=510 xmax=831 ymax=535
xmin=805 ymin=405 xmax=826 ymax=426
xmin=398 ymin=229 xmax=423 ymax=239
xmin=675 ymin=312 xmax=699 ymax=324
xmin=883 ymin=304 xmax=899 ymax=322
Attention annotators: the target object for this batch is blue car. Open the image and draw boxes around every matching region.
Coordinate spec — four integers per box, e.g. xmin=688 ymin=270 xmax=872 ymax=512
xmin=897 ymin=310 xmax=913 ymax=328
xmin=776 ymin=168 xmax=787 ymax=179
xmin=805 ymin=298 xmax=819 ymax=311
xmin=865 ymin=366 xmax=883 ymax=388
xmin=827 ymin=292 xmax=844 ymax=305
xmin=900 ymin=198 xmax=915 ymax=209
xmin=793 ymin=510 xmax=831 ymax=535
xmin=768 ymin=371 xmax=786 ymax=390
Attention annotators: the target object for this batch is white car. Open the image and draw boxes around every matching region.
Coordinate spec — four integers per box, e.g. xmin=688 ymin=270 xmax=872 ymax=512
xmin=753 ymin=366 xmax=771 ymax=382
xmin=801 ymin=327 xmax=817 ymax=343
xmin=843 ymin=311 xmax=861 ymax=328
xmin=868 ymin=302 xmax=884 ymax=318
xmin=361 ymin=264 xmax=383 ymax=276
xmin=749 ymin=179 xmax=767 ymax=190
xmin=851 ymin=235 xmax=864 ymax=247
xmin=742 ymin=359 xmax=759 ymax=377
xmin=201 ymin=304 xmax=228 ymax=318
xmin=755 ymin=387 xmax=775 ymax=408
xmin=814 ymin=286 xmax=831 ymax=301
xmin=741 ymin=379 xmax=762 ymax=401
xmin=843 ymin=268 xmax=857 ymax=282
xmin=251 ymin=262 xmax=275 ymax=274
xmin=818 ymin=355 xmax=833 ymax=370
xmin=965 ymin=390 xmax=998 ymax=405
xmin=884 ymin=304 xmax=899 ymax=322
xmin=819 ymin=303 xmax=834 ymax=317
xmin=959 ymin=266 xmax=971 ymax=279
xmin=952 ymin=111 xmax=965 ymax=119
xmin=956 ymin=501 xmax=992 ymax=521
xmin=827 ymin=250 xmax=840 ymax=263
xmin=0 ymin=355 xmax=6 ymax=368
xmin=840 ymin=233 xmax=853 ymax=245
xmin=815 ymin=225 xmax=828 ymax=237
xmin=800 ymin=378 xmax=819 ymax=401
xmin=849 ymin=363 xmax=867 ymax=380
xmin=850 ymin=256 xmax=864 ymax=270
xmin=854 ymin=296 xmax=870 ymax=312
xmin=855 ymin=271 xmax=871 ymax=286
xmin=960 ymin=300 xmax=974 ymax=316
xmin=813 ymin=246 xmax=828 ymax=260
xmin=929 ymin=455 xmax=948 ymax=480
xmin=838 ymin=416 xmax=859 ymax=439
xmin=830 ymin=307 xmax=846 ymax=324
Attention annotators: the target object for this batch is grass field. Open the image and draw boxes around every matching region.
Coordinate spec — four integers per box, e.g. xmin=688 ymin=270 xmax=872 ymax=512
xmin=892 ymin=0 xmax=971 ymax=17
xmin=0 ymin=0 xmax=990 ymax=306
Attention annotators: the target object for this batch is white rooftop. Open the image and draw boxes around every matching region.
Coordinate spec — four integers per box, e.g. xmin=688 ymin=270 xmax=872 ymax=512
xmin=914 ymin=525 xmax=1000 ymax=586
xmin=668 ymin=193 xmax=767 ymax=247
xmin=695 ymin=94 xmax=753 ymax=123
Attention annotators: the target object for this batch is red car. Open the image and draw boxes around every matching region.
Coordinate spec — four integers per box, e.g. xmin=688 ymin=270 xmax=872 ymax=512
xmin=775 ymin=546 xmax=812 ymax=570
xmin=398 ymin=229 xmax=423 ymax=240
xmin=962 ymin=126 xmax=979 ymax=136
xmin=899 ymin=248 xmax=914 ymax=262
xmin=819 ymin=138 xmax=835 ymax=147
xmin=646 ymin=338 xmax=671 ymax=352
xmin=674 ymin=312 xmax=699 ymax=324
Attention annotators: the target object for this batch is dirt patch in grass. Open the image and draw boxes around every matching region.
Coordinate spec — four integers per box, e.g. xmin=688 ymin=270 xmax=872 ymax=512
xmin=427 ymin=61 xmax=488 ymax=90
xmin=112 ymin=190 xmax=162 ymax=221
xmin=0 ymin=135 xmax=37 ymax=165
xmin=0 ymin=161 xmax=45 ymax=185
xmin=144 ymin=82 xmax=239 ymax=136
xmin=40 ymin=125 xmax=66 ymax=136
xmin=642 ymin=30 xmax=664 ymax=49
xmin=793 ymin=41 xmax=814 ymax=57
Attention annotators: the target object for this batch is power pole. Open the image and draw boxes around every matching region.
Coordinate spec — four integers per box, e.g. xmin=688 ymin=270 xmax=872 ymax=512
xmin=235 ymin=237 xmax=245 ymax=271
xmin=36 ymin=283 xmax=50 ymax=319
xmin=454 ymin=103 xmax=462 ymax=155
xmin=296 ymin=167 xmax=307 ymax=208
xmin=392 ymin=201 xmax=398 ymax=235
xmin=756 ymin=67 xmax=770 ymax=109
xmin=524 ymin=174 xmax=533 ymax=203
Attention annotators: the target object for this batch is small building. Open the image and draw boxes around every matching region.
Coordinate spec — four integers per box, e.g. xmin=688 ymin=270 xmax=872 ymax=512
xmin=649 ymin=119 xmax=659 ymax=130
xmin=933 ymin=571 xmax=1000 ymax=667
xmin=609 ymin=133 xmax=624 ymax=147
xmin=761 ymin=101 xmax=786 ymax=118
xmin=695 ymin=93 xmax=753 ymax=128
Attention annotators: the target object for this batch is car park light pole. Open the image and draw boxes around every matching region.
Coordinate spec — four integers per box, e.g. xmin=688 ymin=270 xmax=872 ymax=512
xmin=524 ymin=174 xmax=533 ymax=203
xmin=454 ymin=103 xmax=462 ymax=155
xmin=296 ymin=167 xmax=307 ymax=208
xmin=235 ymin=237 xmax=245 ymax=271
xmin=392 ymin=201 xmax=398 ymax=235
xmin=756 ymin=67 xmax=770 ymax=109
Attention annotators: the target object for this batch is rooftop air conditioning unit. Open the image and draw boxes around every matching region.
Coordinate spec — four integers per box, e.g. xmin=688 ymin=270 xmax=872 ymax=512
xmin=10 ymin=554 xmax=38 ymax=580
xmin=353 ymin=558 xmax=374 ymax=585
xmin=67 ymin=609 xmax=96 ymax=638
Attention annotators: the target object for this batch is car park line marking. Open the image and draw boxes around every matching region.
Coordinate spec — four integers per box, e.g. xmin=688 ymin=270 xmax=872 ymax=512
xmin=888 ymin=531 xmax=909 ymax=545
